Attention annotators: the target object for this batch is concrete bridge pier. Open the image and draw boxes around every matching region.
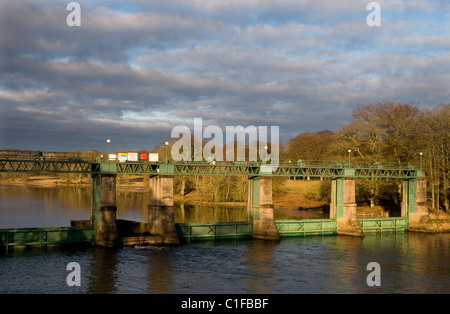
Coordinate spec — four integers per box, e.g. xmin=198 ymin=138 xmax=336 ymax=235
xmin=91 ymin=173 xmax=120 ymax=248
xmin=148 ymin=175 xmax=179 ymax=245
xmin=330 ymin=174 xmax=364 ymax=237
xmin=403 ymin=178 xmax=430 ymax=230
xmin=248 ymin=176 xmax=280 ymax=240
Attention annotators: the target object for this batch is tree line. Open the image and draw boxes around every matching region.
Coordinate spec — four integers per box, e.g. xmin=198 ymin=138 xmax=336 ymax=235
xmin=284 ymin=101 xmax=449 ymax=213
xmin=154 ymin=101 xmax=449 ymax=213
xmin=3 ymin=102 xmax=446 ymax=212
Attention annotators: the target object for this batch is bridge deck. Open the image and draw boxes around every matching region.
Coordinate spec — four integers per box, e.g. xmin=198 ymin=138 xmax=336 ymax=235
xmin=0 ymin=159 xmax=420 ymax=179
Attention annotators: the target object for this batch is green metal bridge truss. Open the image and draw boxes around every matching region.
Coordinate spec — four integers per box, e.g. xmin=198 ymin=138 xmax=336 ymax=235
xmin=0 ymin=159 xmax=421 ymax=179
xmin=0 ymin=159 xmax=98 ymax=173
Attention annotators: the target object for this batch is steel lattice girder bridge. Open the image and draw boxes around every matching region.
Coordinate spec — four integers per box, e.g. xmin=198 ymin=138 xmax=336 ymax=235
xmin=0 ymin=159 xmax=421 ymax=179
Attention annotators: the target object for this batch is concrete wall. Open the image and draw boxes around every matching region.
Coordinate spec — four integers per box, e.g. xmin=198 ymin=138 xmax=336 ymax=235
xmin=93 ymin=174 xmax=120 ymax=248
xmin=248 ymin=177 xmax=280 ymax=240
xmin=330 ymin=178 xmax=364 ymax=237
xmin=405 ymin=179 xmax=432 ymax=231
xmin=148 ymin=175 xmax=179 ymax=245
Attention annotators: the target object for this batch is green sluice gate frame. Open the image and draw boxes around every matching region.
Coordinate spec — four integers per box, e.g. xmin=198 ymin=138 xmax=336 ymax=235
xmin=358 ymin=217 xmax=408 ymax=233
xmin=276 ymin=219 xmax=337 ymax=237
xmin=275 ymin=217 xmax=408 ymax=237
xmin=0 ymin=217 xmax=409 ymax=249
xmin=0 ymin=226 xmax=93 ymax=251
xmin=176 ymin=221 xmax=253 ymax=242
xmin=177 ymin=217 xmax=409 ymax=242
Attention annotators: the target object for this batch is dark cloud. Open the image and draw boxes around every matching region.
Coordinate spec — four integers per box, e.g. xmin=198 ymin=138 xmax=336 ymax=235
xmin=0 ymin=0 xmax=449 ymax=152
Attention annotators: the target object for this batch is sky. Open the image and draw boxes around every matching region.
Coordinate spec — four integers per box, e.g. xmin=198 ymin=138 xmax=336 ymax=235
xmin=0 ymin=0 xmax=449 ymax=153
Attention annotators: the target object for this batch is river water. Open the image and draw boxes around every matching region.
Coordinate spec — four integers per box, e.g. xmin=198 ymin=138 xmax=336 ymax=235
xmin=0 ymin=186 xmax=449 ymax=294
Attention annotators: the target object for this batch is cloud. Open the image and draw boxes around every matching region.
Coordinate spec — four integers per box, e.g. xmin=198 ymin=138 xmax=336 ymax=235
xmin=0 ymin=0 xmax=449 ymax=151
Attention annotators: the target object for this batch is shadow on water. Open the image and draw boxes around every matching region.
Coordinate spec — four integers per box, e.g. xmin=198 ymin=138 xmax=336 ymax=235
xmin=0 ymin=187 xmax=250 ymax=228
xmin=2 ymin=231 xmax=450 ymax=293
xmin=2 ymin=187 xmax=450 ymax=294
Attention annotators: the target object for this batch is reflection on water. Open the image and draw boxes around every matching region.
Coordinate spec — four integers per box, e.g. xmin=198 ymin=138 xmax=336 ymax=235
xmin=176 ymin=203 xmax=247 ymax=223
xmin=0 ymin=186 xmax=92 ymax=228
xmin=0 ymin=187 xmax=248 ymax=228
xmin=1 ymin=186 xmax=450 ymax=294
xmin=1 ymin=234 xmax=450 ymax=294
xmin=0 ymin=186 xmax=323 ymax=229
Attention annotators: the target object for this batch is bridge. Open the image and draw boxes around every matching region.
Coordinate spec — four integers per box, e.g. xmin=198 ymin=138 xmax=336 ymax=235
xmin=0 ymin=157 xmax=428 ymax=249
xmin=0 ymin=157 xmax=419 ymax=178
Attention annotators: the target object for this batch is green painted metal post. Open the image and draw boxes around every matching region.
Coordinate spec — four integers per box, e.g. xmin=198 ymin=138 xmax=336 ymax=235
xmin=401 ymin=178 xmax=416 ymax=217
xmin=330 ymin=177 xmax=347 ymax=219
xmin=248 ymin=178 xmax=260 ymax=221
xmin=331 ymin=178 xmax=345 ymax=218
xmin=408 ymin=179 xmax=417 ymax=214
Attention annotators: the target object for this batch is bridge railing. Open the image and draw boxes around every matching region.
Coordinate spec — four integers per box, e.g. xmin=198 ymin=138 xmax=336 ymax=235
xmin=0 ymin=151 xmax=98 ymax=162
xmin=0 ymin=158 xmax=420 ymax=178
xmin=0 ymin=149 xmax=418 ymax=170
xmin=278 ymin=159 xmax=417 ymax=169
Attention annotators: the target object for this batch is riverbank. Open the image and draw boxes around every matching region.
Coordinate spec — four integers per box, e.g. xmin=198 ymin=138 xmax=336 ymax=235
xmin=0 ymin=174 xmax=328 ymax=209
xmin=0 ymin=174 xmax=331 ymax=220
xmin=0 ymin=173 xmax=90 ymax=187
